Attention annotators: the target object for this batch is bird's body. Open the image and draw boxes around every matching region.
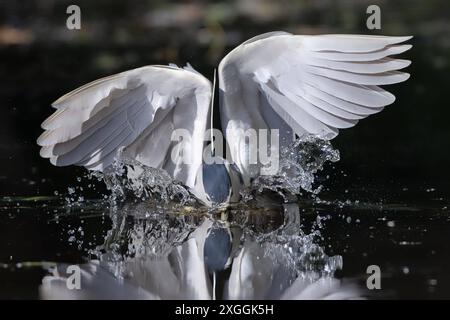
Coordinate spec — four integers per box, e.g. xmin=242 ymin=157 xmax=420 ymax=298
xmin=37 ymin=32 xmax=412 ymax=205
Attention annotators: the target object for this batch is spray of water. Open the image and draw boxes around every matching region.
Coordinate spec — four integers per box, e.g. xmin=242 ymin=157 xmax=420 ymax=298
xmin=82 ymin=135 xmax=339 ymax=206
xmin=102 ymin=155 xmax=195 ymax=206
xmin=241 ymin=135 xmax=340 ymax=202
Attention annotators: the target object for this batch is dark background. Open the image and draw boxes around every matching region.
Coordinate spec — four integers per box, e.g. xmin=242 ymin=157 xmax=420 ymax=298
xmin=0 ymin=0 xmax=449 ymax=299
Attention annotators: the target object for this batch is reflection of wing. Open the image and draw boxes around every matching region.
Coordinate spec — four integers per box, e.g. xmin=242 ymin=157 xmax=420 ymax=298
xmin=40 ymin=238 xmax=212 ymax=300
xmin=280 ymin=276 xmax=362 ymax=300
xmin=218 ymin=32 xmax=412 ymax=183
xmin=37 ymin=65 xmax=211 ymax=188
xmin=225 ymin=241 xmax=363 ymax=300
xmin=225 ymin=241 xmax=295 ymax=299
xmin=40 ymin=261 xmax=157 ymax=300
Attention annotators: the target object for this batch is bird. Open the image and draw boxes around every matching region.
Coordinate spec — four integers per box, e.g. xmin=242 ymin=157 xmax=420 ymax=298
xmin=37 ymin=32 xmax=412 ymax=205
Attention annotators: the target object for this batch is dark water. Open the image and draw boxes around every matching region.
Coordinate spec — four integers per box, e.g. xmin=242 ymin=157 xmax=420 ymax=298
xmin=1 ymin=175 xmax=449 ymax=299
xmin=1 ymin=0 xmax=450 ymax=300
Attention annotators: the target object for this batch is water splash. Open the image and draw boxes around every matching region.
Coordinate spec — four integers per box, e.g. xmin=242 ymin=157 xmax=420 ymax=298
xmin=100 ymin=201 xmax=205 ymax=260
xmin=235 ymin=201 xmax=343 ymax=278
xmin=65 ymin=135 xmax=340 ymax=208
xmin=242 ymin=135 xmax=340 ymax=201
xmin=54 ymin=198 xmax=349 ymax=299
xmin=102 ymin=156 xmax=196 ymax=206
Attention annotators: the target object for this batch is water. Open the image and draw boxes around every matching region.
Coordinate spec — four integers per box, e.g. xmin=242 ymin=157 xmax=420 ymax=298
xmin=1 ymin=136 xmax=449 ymax=299
xmin=1 ymin=197 xmax=353 ymax=300
xmin=2 ymin=185 xmax=448 ymax=299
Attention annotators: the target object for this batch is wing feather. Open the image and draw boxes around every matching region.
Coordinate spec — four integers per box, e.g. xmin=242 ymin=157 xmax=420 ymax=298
xmin=38 ymin=65 xmax=212 ymax=189
xmin=218 ymin=32 xmax=412 ymax=182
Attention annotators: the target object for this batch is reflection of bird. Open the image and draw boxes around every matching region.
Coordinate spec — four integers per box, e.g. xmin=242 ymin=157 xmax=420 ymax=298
xmin=40 ymin=216 xmax=363 ymax=300
xmin=37 ymin=32 xmax=412 ymax=205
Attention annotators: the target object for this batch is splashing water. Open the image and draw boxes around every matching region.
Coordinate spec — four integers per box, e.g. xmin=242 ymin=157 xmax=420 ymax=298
xmin=235 ymin=200 xmax=343 ymax=278
xmin=242 ymin=135 xmax=340 ymax=201
xmin=102 ymin=155 xmax=196 ymax=206
xmin=100 ymin=201 xmax=205 ymax=260
xmin=84 ymin=198 xmax=345 ymax=294
xmin=93 ymin=135 xmax=340 ymax=206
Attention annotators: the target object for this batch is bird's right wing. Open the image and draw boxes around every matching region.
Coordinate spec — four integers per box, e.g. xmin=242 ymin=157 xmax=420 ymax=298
xmin=37 ymin=65 xmax=212 ymax=190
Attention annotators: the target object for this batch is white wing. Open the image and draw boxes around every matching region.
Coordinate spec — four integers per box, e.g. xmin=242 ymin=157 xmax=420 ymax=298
xmin=37 ymin=65 xmax=212 ymax=189
xmin=218 ymin=32 xmax=412 ymax=184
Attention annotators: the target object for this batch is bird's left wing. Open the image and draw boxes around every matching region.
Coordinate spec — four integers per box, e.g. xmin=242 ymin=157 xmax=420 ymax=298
xmin=37 ymin=65 xmax=212 ymax=189
xmin=218 ymin=32 xmax=412 ymax=183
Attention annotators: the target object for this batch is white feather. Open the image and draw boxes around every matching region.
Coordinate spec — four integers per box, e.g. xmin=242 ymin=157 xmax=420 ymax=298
xmin=218 ymin=32 xmax=412 ymax=183
xmin=38 ymin=65 xmax=212 ymax=190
